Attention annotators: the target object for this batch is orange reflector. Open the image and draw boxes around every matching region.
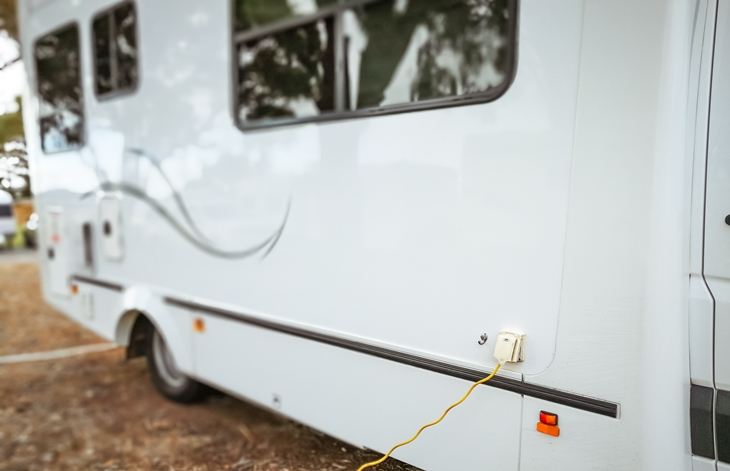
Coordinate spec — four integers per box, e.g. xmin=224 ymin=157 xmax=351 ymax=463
xmin=537 ymin=422 xmax=560 ymax=437
xmin=70 ymin=284 xmax=79 ymax=295
xmin=539 ymin=411 xmax=558 ymax=426
xmin=193 ymin=318 xmax=205 ymax=333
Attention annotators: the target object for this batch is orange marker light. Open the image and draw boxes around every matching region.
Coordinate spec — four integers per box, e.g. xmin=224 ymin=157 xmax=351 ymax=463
xmin=539 ymin=411 xmax=558 ymax=426
xmin=537 ymin=411 xmax=560 ymax=437
xmin=537 ymin=422 xmax=560 ymax=437
xmin=193 ymin=318 xmax=205 ymax=333
xmin=70 ymin=284 xmax=79 ymax=295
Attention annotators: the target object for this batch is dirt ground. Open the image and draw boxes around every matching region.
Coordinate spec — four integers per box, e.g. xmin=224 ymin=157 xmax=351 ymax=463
xmin=0 ymin=261 xmax=421 ymax=471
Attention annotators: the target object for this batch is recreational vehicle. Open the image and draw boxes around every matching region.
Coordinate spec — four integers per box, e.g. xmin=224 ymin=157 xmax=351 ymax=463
xmin=16 ymin=0 xmax=730 ymax=469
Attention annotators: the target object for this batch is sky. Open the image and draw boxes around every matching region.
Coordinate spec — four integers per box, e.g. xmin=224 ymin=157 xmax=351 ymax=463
xmin=0 ymin=31 xmax=25 ymax=115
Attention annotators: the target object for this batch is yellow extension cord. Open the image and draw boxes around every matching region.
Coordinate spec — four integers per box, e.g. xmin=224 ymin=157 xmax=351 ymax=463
xmin=356 ymin=362 xmax=503 ymax=471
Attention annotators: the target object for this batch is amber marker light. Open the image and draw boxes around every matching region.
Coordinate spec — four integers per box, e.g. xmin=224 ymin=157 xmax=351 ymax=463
xmin=537 ymin=411 xmax=560 ymax=437
xmin=193 ymin=318 xmax=205 ymax=333
xmin=70 ymin=284 xmax=79 ymax=295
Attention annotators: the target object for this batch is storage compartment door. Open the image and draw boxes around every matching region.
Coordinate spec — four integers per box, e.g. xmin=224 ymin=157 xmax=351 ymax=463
xmin=45 ymin=208 xmax=69 ymax=296
xmin=99 ymin=196 xmax=124 ymax=262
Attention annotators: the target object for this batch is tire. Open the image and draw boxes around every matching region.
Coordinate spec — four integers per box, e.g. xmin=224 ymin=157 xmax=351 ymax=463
xmin=145 ymin=327 xmax=208 ymax=403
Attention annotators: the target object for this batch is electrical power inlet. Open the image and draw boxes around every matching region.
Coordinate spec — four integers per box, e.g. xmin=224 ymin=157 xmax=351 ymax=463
xmin=493 ymin=331 xmax=525 ymax=364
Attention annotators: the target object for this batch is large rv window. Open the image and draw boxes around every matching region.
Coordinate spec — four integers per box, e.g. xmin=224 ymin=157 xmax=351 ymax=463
xmin=233 ymin=0 xmax=516 ymax=129
xmin=92 ymin=1 xmax=138 ymax=98
xmin=34 ymin=24 xmax=84 ymax=153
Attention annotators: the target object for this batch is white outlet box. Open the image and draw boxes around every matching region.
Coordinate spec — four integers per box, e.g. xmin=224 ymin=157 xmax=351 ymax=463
xmin=493 ymin=331 xmax=525 ymax=364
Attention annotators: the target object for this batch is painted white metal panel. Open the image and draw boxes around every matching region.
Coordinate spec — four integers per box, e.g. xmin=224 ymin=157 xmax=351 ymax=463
xmin=689 ymin=0 xmax=715 ymax=278
xmin=69 ymin=282 xmax=123 ymax=339
xmin=520 ymin=397 xmax=627 ymax=471
xmin=79 ymin=291 xmax=94 ymax=320
xmin=690 ymin=275 xmax=716 ymax=388
xmin=99 ymin=196 xmax=124 ymax=261
xmin=706 ymin=0 xmax=730 ymax=281
xmin=688 ymin=0 xmax=716 ymax=393
xmin=193 ymin=313 xmax=522 ymax=471
xmin=718 ymin=460 xmax=730 ymax=471
xmin=706 ymin=0 xmax=730 ymax=395
xmin=693 ymin=456 xmax=718 ymax=471
xmin=45 ymin=207 xmax=68 ymax=295
xmin=707 ymin=277 xmax=730 ymax=391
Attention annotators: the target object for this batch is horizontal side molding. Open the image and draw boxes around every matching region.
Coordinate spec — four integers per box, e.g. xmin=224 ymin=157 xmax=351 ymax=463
xmin=71 ymin=274 xmax=124 ymax=292
xmin=166 ymin=297 xmax=620 ymax=418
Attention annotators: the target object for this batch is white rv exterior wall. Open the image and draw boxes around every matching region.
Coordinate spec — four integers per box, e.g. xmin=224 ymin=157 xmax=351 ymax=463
xmin=17 ymin=0 xmax=709 ymax=469
xmin=523 ymin=0 xmax=695 ymax=469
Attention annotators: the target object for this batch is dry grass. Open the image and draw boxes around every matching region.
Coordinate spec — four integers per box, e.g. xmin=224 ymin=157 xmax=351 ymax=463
xmin=0 ymin=262 xmax=421 ymax=471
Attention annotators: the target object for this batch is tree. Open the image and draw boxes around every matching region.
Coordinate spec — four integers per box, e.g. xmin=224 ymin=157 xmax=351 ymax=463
xmin=0 ymin=0 xmax=17 ymax=41
xmin=0 ymin=97 xmax=29 ymax=200
xmin=0 ymin=0 xmax=29 ymax=201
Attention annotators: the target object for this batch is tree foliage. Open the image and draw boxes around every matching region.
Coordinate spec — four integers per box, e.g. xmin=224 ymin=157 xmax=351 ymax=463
xmin=0 ymin=0 xmax=17 ymax=41
xmin=0 ymin=97 xmax=29 ymax=200
xmin=238 ymin=19 xmax=335 ymax=121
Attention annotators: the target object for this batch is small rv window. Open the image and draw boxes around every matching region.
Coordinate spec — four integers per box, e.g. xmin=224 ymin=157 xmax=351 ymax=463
xmin=232 ymin=0 xmax=516 ymax=130
xmin=0 ymin=205 xmax=11 ymax=217
xmin=92 ymin=1 xmax=138 ymax=99
xmin=34 ymin=23 xmax=85 ymax=154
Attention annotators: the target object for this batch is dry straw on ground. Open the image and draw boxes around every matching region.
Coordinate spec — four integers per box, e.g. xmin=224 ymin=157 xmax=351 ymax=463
xmin=0 ymin=262 xmax=421 ymax=471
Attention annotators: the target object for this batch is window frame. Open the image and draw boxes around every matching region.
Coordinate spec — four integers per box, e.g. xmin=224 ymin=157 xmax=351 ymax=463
xmin=33 ymin=21 xmax=86 ymax=155
xmin=91 ymin=0 xmax=140 ymax=102
xmin=230 ymin=0 xmax=519 ymax=131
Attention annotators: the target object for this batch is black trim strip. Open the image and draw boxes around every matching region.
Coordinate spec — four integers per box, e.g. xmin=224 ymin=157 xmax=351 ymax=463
xmin=690 ymin=385 xmax=716 ymax=459
xmin=718 ymin=389 xmax=730 ymax=464
xmin=166 ymin=297 xmax=619 ymax=418
xmin=72 ymin=275 xmax=124 ymax=292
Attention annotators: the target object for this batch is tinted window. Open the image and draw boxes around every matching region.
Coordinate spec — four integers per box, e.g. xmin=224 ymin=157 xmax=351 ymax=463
xmin=93 ymin=14 xmax=113 ymax=95
xmin=234 ymin=0 xmax=338 ymax=32
xmin=233 ymin=0 xmax=516 ymax=129
xmin=93 ymin=1 xmax=138 ymax=98
xmin=348 ymin=0 xmax=511 ymax=109
xmin=34 ymin=24 xmax=84 ymax=153
xmin=237 ymin=18 xmax=336 ymax=124
xmin=0 ymin=205 xmax=11 ymax=217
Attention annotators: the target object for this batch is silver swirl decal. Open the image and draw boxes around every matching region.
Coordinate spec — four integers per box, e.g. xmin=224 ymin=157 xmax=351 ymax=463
xmin=82 ymin=148 xmax=291 ymax=260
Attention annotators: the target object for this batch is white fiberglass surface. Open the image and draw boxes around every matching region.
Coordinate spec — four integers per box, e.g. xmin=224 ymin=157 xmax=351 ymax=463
xmin=25 ymin=0 xmax=583 ymax=375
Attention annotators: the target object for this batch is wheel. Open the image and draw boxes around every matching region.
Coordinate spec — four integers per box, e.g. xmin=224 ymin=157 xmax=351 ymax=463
xmin=145 ymin=327 xmax=208 ymax=403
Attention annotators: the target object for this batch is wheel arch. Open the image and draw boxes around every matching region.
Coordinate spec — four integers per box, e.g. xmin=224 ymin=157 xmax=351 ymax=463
xmin=113 ymin=286 xmax=194 ymax=374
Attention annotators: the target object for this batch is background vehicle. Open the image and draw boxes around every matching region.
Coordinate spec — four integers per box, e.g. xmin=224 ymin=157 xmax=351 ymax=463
xmin=0 ymin=189 xmax=15 ymax=247
xmin=17 ymin=0 xmax=730 ymax=469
